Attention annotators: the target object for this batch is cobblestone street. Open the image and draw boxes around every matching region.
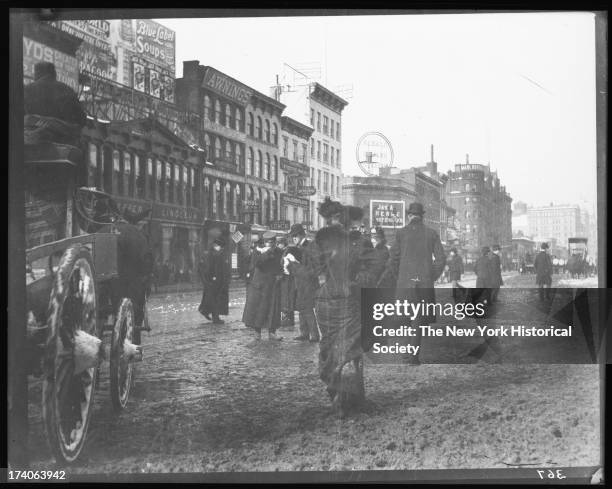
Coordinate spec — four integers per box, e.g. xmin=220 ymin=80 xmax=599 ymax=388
xmin=26 ymin=277 xmax=601 ymax=473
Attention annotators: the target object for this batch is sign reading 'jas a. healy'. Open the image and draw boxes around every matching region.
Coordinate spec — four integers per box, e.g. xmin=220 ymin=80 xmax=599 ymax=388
xmin=370 ymin=200 xmax=405 ymax=228
xmin=203 ymin=68 xmax=253 ymax=106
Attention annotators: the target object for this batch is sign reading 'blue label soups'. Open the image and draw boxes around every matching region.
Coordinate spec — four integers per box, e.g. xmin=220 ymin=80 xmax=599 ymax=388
xmin=370 ymin=200 xmax=405 ymax=228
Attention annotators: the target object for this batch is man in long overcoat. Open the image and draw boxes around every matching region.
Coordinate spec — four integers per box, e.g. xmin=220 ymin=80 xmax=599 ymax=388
xmin=474 ymin=247 xmax=492 ymax=288
xmin=379 ymin=202 xmax=446 ymax=365
xmin=242 ymin=232 xmax=283 ymax=341
xmin=489 ymin=244 xmax=504 ymax=303
xmin=286 ymin=223 xmax=319 ymax=342
xmin=198 ymin=238 xmax=230 ymax=324
xmin=534 ymin=242 xmax=553 ymax=301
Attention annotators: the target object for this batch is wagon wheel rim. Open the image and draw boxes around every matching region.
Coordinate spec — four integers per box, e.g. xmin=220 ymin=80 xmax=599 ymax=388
xmin=113 ymin=299 xmax=134 ymax=408
xmin=54 ymin=256 xmax=97 ymax=457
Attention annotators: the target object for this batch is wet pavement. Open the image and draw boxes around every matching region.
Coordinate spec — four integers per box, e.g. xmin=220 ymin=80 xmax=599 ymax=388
xmin=25 ymin=276 xmax=601 ymax=473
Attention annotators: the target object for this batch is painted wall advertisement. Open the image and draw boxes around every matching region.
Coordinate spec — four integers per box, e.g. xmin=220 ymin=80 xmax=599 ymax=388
xmin=370 ymin=200 xmax=405 ymax=228
xmin=23 ymin=37 xmax=79 ymax=91
xmin=47 ymin=19 xmax=175 ymax=101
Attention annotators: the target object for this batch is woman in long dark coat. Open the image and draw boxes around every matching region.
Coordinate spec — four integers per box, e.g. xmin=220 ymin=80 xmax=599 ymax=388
xmin=242 ymin=232 xmax=283 ymax=341
xmin=277 ymin=237 xmax=296 ymax=327
xmin=198 ymin=238 xmax=230 ymax=324
xmin=305 ymin=199 xmax=377 ymax=417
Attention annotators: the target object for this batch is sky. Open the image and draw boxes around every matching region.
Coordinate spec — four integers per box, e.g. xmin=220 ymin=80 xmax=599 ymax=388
xmin=156 ymin=12 xmax=598 ymax=209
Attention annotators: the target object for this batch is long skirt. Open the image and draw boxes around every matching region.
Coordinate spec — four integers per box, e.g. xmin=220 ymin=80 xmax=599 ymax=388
xmin=316 ymin=295 xmax=364 ymax=404
xmin=199 ymin=283 xmax=229 ymax=316
xmin=242 ymin=276 xmax=282 ymax=332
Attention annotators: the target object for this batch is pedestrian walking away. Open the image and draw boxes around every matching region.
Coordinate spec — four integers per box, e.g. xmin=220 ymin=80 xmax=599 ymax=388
xmin=448 ymin=247 xmax=464 ymax=302
xmin=286 ymin=223 xmax=319 ymax=342
xmin=534 ymin=242 xmax=553 ymax=301
xmin=198 ymin=238 xmax=230 ymax=324
xmin=489 ymin=244 xmax=503 ymax=303
xmin=242 ymin=231 xmax=284 ymax=341
xmin=474 ymin=246 xmax=492 ymax=289
xmin=378 ymin=202 xmax=446 ymax=365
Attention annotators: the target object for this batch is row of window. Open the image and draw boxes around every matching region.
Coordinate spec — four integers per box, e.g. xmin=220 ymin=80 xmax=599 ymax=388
xmin=310 ymin=109 xmax=341 ymax=141
xmin=310 ymin=167 xmax=341 ymax=196
xmin=282 ymin=136 xmax=308 ymax=163
xmin=246 ymin=147 xmax=279 ymax=182
xmin=202 ymin=94 xmax=280 ymax=145
xmin=87 ymin=142 xmax=281 ymax=224
xmin=310 ymin=138 xmax=341 ymax=167
xmin=203 ymin=133 xmax=243 ymax=167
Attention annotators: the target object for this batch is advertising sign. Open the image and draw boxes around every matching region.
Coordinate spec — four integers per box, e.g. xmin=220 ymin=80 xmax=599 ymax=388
xmin=203 ymin=67 xmax=252 ymax=106
xmin=149 ymin=69 xmax=161 ymax=98
xmin=356 ymin=132 xmax=394 ymax=176
xmin=133 ymin=19 xmax=175 ymax=73
xmin=295 ymin=186 xmax=317 ymax=197
xmin=242 ymin=200 xmax=260 ymax=212
xmin=268 ymin=220 xmax=290 ymax=231
xmin=161 ymin=75 xmax=174 ymax=103
xmin=370 ymin=200 xmax=405 ymax=228
xmin=133 ymin=61 xmax=146 ymax=92
xmin=23 ymin=37 xmax=79 ymax=91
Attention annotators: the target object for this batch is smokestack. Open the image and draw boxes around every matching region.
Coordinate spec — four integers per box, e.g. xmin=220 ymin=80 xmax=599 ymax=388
xmin=466 ymin=154 xmax=469 ymax=164
xmin=430 ymin=144 xmax=434 ymax=162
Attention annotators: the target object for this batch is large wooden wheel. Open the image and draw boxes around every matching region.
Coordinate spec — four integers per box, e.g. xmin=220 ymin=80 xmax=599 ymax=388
xmin=110 ymin=298 xmax=138 ymax=412
xmin=42 ymin=245 xmax=99 ymax=464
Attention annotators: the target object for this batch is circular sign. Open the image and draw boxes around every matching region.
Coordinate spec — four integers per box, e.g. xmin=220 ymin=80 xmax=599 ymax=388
xmin=356 ymin=132 xmax=394 ymax=176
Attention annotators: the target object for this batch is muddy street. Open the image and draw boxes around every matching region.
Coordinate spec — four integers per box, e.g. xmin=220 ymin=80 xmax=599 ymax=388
xmin=26 ymin=282 xmax=601 ymax=474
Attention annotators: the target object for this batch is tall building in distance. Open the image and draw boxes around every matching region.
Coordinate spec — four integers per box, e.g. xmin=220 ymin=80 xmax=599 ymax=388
xmin=527 ymin=204 xmax=583 ymax=259
xmin=273 ymin=81 xmax=348 ymax=230
xmin=444 ymin=156 xmax=512 ymax=265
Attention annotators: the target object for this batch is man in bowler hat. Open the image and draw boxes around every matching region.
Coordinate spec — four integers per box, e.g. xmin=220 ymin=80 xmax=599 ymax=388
xmin=379 ymin=202 xmax=446 ymax=365
xmin=286 ymin=223 xmax=320 ymax=342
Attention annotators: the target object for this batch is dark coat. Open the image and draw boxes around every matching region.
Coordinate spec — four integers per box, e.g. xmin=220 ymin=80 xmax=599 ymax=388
xmin=287 ymin=238 xmax=318 ymax=310
xmin=534 ymin=251 xmax=553 ymax=285
xmin=198 ymin=249 xmax=230 ymax=315
xmin=380 ymin=220 xmax=446 ymax=323
xmin=242 ymin=246 xmax=283 ymax=331
xmin=24 ymin=75 xmax=87 ymax=127
xmin=279 ymin=247 xmax=297 ymax=313
xmin=448 ymin=255 xmax=464 ymax=281
xmin=474 ymin=255 xmax=492 ymax=288
xmin=489 ymin=253 xmax=503 ymax=287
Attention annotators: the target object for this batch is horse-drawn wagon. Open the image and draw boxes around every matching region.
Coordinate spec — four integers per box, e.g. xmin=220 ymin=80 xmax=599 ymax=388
xmin=24 ymin=141 xmax=151 ymax=464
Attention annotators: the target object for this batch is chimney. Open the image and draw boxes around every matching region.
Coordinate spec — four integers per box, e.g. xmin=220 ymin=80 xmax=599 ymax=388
xmin=466 ymin=154 xmax=470 ymax=164
xmin=183 ymin=60 xmax=200 ymax=80
xmin=430 ymin=144 xmax=434 ymax=162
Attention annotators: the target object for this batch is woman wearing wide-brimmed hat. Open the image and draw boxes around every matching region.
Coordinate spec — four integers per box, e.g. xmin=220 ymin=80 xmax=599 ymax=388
xmin=304 ymin=198 xmax=376 ymax=416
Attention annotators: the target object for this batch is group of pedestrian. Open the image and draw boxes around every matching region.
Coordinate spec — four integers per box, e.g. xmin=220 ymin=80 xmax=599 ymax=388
xmin=196 ymin=199 xmax=451 ymax=417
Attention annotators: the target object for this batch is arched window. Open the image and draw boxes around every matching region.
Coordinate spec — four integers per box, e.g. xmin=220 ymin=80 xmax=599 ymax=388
xmin=273 ymin=156 xmax=278 ymax=183
xmin=225 ymin=140 xmax=232 ymax=160
xmin=211 ymin=179 xmax=218 ymax=216
xmin=204 ymin=95 xmax=211 ymax=120
xmin=190 ymin=167 xmax=197 ymax=207
xmin=256 ymin=150 xmax=262 ymax=178
xmin=87 ymin=142 xmax=98 ymax=187
xmin=263 ymin=190 xmax=270 ymax=224
xmin=224 ymin=182 xmax=231 ymax=217
xmin=256 ymin=116 xmax=262 ymax=140
xmin=174 ymin=164 xmax=182 ymax=205
xmin=112 ymin=149 xmax=122 ymax=194
xmin=214 ymin=99 xmax=221 ymax=124
xmin=214 ymin=137 xmax=221 ymax=159
xmin=124 ymin=152 xmax=132 ymax=197
xmin=134 ymin=154 xmax=143 ymax=199
xmin=203 ymin=175 xmax=210 ymax=216
xmin=225 ymin=104 xmax=232 ymax=128
xmin=247 ymin=147 xmax=254 ymax=175
xmin=148 ymin=158 xmax=154 ymax=199
xmin=156 ymin=160 xmax=163 ymax=201
xmin=203 ymin=133 xmax=211 ymax=155
xmin=264 ymin=119 xmax=270 ymax=142
xmin=265 ymin=153 xmax=270 ymax=180
xmin=216 ymin=180 xmax=222 ymax=217
xmin=272 ymin=192 xmax=278 ymax=220
xmin=233 ymin=185 xmax=240 ymax=218
xmin=465 ymin=183 xmax=470 ymax=192
xmin=247 ymin=112 xmax=254 ymax=136
xmin=165 ymin=162 xmax=172 ymax=203
xmin=235 ymin=144 xmax=242 ymax=168
xmin=272 ymin=123 xmax=278 ymax=145
xmin=235 ymin=107 xmax=242 ymax=131
xmin=256 ymin=188 xmax=263 ymax=224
